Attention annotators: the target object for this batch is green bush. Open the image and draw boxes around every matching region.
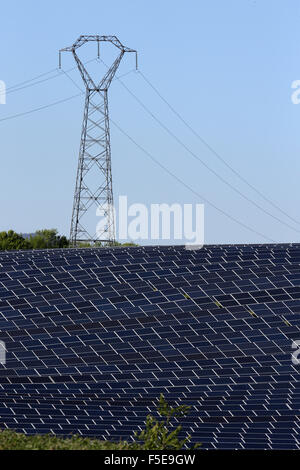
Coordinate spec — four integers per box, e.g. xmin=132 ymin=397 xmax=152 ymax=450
xmin=0 ymin=229 xmax=69 ymax=251
xmin=0 ymin=231 xmax=31 ymax=251
xmin=29 ymin=229 xmax=69 ymax=249
xmin=0 ymin=229 xmax=140 ymax=251
xmin=128 ymin=394 xmax=201 ymax=450
xmin=0 ymin=430 xmax=127 ymax=450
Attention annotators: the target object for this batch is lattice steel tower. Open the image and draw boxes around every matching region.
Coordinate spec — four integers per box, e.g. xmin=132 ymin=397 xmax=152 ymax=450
xmin=60 ymin=36 xmax=137 ymax=246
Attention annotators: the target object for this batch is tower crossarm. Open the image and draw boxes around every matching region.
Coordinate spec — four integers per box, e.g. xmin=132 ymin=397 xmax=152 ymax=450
xmin=61 ymin=35 xmax=136 ymax=53
xmin=59 ymin=35 xmax=137 ymax=90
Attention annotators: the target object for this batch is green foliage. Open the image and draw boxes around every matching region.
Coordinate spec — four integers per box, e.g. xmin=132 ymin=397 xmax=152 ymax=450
xmin=112 ymin=241 xmax=139 ymax=247
xmin=128 ymin=394 xmax=201 ymax=450
xmin=76 ymin=242 xmax=93 ymax=248
xmin=0 ymin=229 xmax=69 ymax=251
xmin=77 ymin=241 xmax=103 ymax=248
xmin=119 ymin=242 xmax=139 ymax=247
xmin=0 ymin=231 xmax=31 ymax=251
xmin=0 ymin=430 xmax=129 ymax=450
xmin=0 ymin=231 xmax=141 ymax=251
xmin=0 ymin=396 xmax=201 ymax=450
xmin=29 ymin=229 xmax=69 ymax=249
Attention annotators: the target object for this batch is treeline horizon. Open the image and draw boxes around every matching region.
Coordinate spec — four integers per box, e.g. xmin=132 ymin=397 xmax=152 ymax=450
xmin=0 ymin=230 xmax=138 ymax=250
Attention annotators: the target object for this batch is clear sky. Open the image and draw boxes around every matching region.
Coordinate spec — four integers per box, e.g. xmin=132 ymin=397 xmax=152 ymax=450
xmin=1 ymin=0 xmax=300 ymax=245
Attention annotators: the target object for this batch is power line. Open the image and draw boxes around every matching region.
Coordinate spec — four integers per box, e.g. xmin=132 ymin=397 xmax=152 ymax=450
xmin=5 ymin=71 xmax=65 ymax=96
xmin=0 ymin=58 xmax=98 ymax=97
xmin=109 ymin=65 xmax=300 ymax=235
xmin=137 ymin=70 xmax=300 ymax=227
xmin=0 ymin=93 xmax=83 ymax=122
xmin=5 ymin=68 xmax=58 ymax=92
xmin=0 ymin=64 xmax=283 ymax=242
xmin=0 ymin=68 xmax=135 ymax=123
xmin=60 ymin=66 xmax=135 ymax=92
xmin=111 ymin=119 xmax=277 ymax=244
xmin=4 ymin=59 xmax=296 ymax=234
xmin=0 ymin=57 xmax=295 ymax=241
xmin=60 ymin=67 xmax=277 ymax=243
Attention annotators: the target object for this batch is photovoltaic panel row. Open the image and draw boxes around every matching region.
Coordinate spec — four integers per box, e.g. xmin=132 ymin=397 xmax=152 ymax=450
xmin=0 ymin=244 xmax=300 ymax=448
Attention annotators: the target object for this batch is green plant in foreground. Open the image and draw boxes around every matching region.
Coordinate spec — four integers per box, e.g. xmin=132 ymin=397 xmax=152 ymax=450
xmin=128 ymin=394 xmax=201 ymax=450
xmin=0 ymin=395 xmax=201 ymax=450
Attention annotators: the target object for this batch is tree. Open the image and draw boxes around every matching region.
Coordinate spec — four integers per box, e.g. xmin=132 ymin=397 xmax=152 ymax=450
xmin=56 ymin=235 xmax=69 ymax=248
xmin=29 ymin=229 xmax=69 ymax=249
xmin=0 ymin=231 xmax=31 ymax=251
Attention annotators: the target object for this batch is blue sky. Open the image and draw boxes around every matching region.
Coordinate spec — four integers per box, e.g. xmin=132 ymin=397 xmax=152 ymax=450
xmin=1 ymin=0 xmax=300 ymax=245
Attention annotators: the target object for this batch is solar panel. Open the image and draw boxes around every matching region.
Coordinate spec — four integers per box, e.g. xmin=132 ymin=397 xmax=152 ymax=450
xmin=0 ymin=244 xmax=300 ymax=448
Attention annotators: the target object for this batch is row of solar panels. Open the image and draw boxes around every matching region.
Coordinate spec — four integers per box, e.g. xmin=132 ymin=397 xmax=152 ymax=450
xmin=2 ymin=243 xmax=300 ymax=267
xmin=0 ymin=244 xmax=300 ymax=448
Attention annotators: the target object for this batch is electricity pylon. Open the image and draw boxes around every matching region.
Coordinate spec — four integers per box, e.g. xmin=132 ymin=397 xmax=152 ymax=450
xmin=60 ymin=36 xmax=137 ymax=246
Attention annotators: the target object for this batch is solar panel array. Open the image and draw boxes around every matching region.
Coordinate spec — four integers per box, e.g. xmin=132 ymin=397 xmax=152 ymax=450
xmin=0 ymin=244 xmax=300 ymax=449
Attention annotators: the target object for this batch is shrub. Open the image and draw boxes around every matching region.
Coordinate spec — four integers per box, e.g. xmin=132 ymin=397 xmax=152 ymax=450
xmin=128 ymin=394 xmax=201 ymax=450
xmin=0 ymin=231 xmax=31 ymax=250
